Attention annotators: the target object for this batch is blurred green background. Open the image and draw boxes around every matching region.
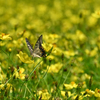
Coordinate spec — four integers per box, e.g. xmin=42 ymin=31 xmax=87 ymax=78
xmin=0 ymin=0 xmax=100 ymax=99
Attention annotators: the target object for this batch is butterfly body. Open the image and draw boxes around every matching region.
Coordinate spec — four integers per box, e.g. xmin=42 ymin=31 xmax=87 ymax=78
xmin=25 ymin=35 xmax=46 ymax=58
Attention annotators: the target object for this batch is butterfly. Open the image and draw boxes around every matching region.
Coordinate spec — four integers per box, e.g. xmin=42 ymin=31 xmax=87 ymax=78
xmin=25 ymin=35 xmax=46 ymax=58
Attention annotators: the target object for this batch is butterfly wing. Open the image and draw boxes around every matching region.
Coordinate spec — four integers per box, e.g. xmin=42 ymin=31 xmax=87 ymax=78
xmin=25 ymin=38 xmax=34 ymax=55
xmin=33 ymin=35 xmax=42 ymax=51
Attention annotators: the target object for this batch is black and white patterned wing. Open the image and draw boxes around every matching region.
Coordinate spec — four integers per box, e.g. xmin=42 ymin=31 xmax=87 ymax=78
xmin=33 ymin=35 xmax=43 ymax=57
xmin=25 ymin=38 xmax=34 ymax=55
xmin=35 ymin=35 xmax=46 ymax=57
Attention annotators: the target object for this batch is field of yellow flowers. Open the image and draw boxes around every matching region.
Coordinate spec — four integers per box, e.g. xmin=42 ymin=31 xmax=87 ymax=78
xmin=0 ymin=0 xmax=100 ymax=99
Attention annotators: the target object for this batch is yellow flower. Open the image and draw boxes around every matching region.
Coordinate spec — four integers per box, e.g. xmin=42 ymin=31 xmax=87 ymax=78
xmin=47 ymin=63 xmax=63 ymax=73
xmin=71 ymin=81 xmax=78 ymax=88
xmin=72 ymin=95 xmax=84 ymax=100
xmin=0 ymin=83 xmax=12 ymax=91
xmin=49 ymin=9 xmax=62 ymax=21
xmin=92 ymin=11 xmax=100 ymax=18
xmin=18 ymin=68 xmax=25 ymax=80
xmin=90 ymin=47 xmax=98 ymax=57
xmin=84 ymin=74 xmax=91 ymax=79
xmin=13 ymin=37 xmax=24 ymax=48
xmin=85 ymin=49 xmax=90 ymax=55
xmin=85 ymin=47 xmax=98 ymax=57
xmin=70 ymin=15 xmax=80 ymax=24
xmin=0 ymin=84 xmax=5 ymax=90
xmin=13 ymin=67 xmax=25 ymax=80
xmin=42 ymin=42 xmax=53 ymax=52
xmin=81 ymin=74 xmax=91 ymax=81
xmin=64 ymin=84 xmax=73 ymax=90
xmin=76 ymin=30 xmax=87 ymax=44
xmin=17 ymin=51 xmax=34 ymax=63
xmin=53 ymin=47 xmax=63 ymax=56
xmin=86 ymin=89 xmax=95 ymax=96
xmin=13 ymin=68 xmax=19 ymax=78
xmin=6 ymin=83 xmax=12 ymax=90
xmin=38 ymin=90 xmax=51 ymax=100
xmin=0 ymin=33 xmax=12 ymax=40
xmin=94 ymin=88 xmax=100 ymax=97
xmin=64 ymin=50 xmax=77 ymax=58
xmin=37 ymin=4 xmax=47 ymax=15
xmin=8 ymin=48 xmax=12 ymax=52
xmin=64 ymin=82 xmax=77 ymax=90
xmin=0 ymin=67 xmax=6 ymax=81
xmin=0 ymin=41 xmax=6 ymax=46
xmin=43 ymin=34 xmax=59 ymax=44
xmin=77 ymin=57 xmax=83 ymax=62
xmin=71 ymin=66 xmax=84 ymax=74
xmin=87 ymin=16 xmax=97 ymax=27
xmin=61 ymin=91 xmax=71 ymax=98
xmin=61 ymin=19 xmax=72 ymax=32
xmin=46 ymin=55 xmax=55 ymax=60
xmin=41 ymin=91 xmax=51 ymax=99
xmin=61 ymin=91 xmax=66 ymax=97
xmin=19 ymin=68 xmax=25 ymax=74
xmin=70 ymin=76 xmax=78 ymax=82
